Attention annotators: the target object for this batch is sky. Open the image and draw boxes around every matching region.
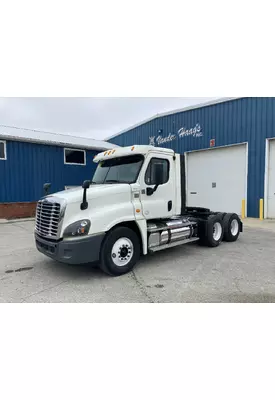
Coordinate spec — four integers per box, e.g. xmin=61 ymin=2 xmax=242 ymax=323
xmin=0 ymin=97 xmax=221 ymax=140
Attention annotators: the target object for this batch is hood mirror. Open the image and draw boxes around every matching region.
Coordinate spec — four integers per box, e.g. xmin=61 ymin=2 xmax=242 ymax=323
xmin=82 ymin=180 xmax=91 ymax=189
xmin=81 ymin=180 xmax=91 ymax=210
xmin=43 ymin=183 xmax=51 ymax=196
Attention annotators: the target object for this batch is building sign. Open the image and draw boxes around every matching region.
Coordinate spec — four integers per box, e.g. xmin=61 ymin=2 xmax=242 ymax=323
xmin=210 ymin=139 xmax=215 ymax=147
xmin=149 ymin=123 xmax=203 ymax=146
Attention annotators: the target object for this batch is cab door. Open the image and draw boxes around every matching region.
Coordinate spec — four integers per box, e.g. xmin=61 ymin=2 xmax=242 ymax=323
xmin=139 ymin=153 xmax=176 ymax=220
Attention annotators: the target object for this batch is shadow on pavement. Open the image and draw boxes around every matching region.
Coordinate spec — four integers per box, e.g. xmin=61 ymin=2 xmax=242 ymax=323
xmin=44 ymin=260 xmax=108 ymax=280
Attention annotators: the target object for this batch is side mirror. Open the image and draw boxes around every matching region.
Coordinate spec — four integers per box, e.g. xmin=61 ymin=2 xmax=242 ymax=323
xmin=154 ymin=163 xmax=164 ymax=186
xmin=146 ymin=164 xmax=164 ymax=196
xmin=81 ymin=180 xmax=91 ymax=210
xmin=43 ymin=183 xmax=51 ymax=196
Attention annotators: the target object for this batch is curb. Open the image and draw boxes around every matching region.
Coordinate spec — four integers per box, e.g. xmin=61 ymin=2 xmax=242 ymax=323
xmin=0 ymin=217 xmax=35 ymax=224
xmin=243 ymin=218 xmax=275 ymax=233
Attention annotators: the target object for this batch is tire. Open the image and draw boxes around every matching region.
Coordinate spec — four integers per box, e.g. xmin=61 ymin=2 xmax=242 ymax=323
xmin=202 ymin=214 xmax=224 ymax=247
xmin=100 ymin=227 xmax=141 ymax=276
xmin=223 ymin=213 xmax=241 ymax=242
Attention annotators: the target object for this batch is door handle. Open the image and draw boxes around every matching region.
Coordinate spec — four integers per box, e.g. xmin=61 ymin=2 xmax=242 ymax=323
xmin=168 ymin=200 xmax=172 ymax=212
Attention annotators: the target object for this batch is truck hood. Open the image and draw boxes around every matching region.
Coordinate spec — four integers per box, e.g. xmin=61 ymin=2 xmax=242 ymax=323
xmin=48 ymin=184 xmax=131 ymax=203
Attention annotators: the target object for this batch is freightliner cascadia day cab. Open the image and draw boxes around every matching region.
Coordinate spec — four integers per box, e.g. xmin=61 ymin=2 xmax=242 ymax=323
xmin=35 ymin=145 xmax=243 ymax=276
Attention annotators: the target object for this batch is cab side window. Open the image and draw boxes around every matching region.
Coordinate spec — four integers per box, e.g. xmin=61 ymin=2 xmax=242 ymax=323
xmin=145 ymin=158 xmax=169 ymax=185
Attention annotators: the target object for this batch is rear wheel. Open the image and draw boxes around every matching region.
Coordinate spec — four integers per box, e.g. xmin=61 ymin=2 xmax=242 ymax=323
xmin=201 ymin=214 xmax=224 ymax=247
xmin=223 ymin=213 xmax=241 ymax=242
xmin=100 ymin=227 xmax=140 ymax=276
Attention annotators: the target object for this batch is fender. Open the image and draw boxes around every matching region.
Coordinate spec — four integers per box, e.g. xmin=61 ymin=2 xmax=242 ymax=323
xmin=105 ymin=218 xmax=148 ymax=255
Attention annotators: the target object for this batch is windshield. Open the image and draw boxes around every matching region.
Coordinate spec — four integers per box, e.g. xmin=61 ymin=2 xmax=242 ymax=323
xmin=92 ymin=155 xmax=144 ymax=184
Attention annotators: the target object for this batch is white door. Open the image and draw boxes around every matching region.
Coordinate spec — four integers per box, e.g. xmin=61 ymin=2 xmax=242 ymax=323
xmin=266 ymin=139 xmax=275 ymax=218
xmin=139 ymin=154 xmax=176 ymax=219
xmin=186 ymin=144 xmax=247 ymax=215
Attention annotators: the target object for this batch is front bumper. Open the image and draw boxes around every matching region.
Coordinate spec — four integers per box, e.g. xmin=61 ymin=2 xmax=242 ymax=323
xmin=35 ymin=232 xmax=105 ymax=265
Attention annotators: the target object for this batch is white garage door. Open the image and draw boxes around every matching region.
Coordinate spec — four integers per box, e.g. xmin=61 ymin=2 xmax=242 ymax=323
xmin=266 ymin=139 xmax=275 ymax=218
xmin=186 ymin=144 xmax=247 ymax=215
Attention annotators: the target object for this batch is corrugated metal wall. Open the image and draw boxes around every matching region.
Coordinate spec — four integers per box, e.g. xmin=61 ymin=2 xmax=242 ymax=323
xmin=0 ymin=141 xmax=99 ymax=203
xmin=108 ymin=97 xmax=275 ymax=218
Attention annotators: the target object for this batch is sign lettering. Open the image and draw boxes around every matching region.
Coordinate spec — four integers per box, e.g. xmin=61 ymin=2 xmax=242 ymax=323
xmin=149 ymin=123 xmax=202 ymax=146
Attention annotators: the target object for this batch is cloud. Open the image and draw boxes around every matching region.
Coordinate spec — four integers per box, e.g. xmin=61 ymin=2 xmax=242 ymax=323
xmin=0 ymin=97 xmax=220 ymax=140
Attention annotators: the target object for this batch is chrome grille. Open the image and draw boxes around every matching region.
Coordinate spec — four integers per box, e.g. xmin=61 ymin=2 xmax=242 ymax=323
xmin=35 ymin=199 xmax=61 ymax=239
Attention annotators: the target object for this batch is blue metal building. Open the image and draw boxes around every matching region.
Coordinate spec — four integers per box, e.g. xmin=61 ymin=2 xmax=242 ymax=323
xmin=0 ymin=127 xmax=116 ymax=217
xmin=108 ymin=97 xmax=275 ymax=218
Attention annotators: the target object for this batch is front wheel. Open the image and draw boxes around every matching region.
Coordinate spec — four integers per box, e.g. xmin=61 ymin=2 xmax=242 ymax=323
xmin=100 ymin=227 xmax=140 ymax=276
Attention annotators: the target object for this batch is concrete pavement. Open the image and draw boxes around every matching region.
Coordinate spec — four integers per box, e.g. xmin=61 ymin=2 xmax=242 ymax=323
xmin=1 ymin=220 xmax=275 ymax=302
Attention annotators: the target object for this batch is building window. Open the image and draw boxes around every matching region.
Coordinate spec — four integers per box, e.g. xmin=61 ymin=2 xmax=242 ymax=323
xmin=64 ymin=148 xmax=86 ymax=165
xmin=145 ymin=158 xmax=169 ymax=185
xmin=0 ymin=140 xmax=7 ymax=160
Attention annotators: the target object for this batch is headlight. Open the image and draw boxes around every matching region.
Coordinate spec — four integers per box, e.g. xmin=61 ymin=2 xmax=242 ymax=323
xmin=63 ymin=219 xmax=91 ymax=238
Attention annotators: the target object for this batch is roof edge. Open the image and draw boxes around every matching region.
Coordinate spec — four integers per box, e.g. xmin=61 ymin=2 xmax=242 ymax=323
xmin=106 ymin=97 xmax=243 ymax=141
xmin=0 ymin=134 xmax=117 ymax=151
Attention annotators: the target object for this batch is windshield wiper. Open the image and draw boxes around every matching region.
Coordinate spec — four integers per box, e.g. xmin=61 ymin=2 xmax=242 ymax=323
xmin=105 ymin=179 xmax=120 ymax=184
xmin=105 ymin=179 xmax=130 ymax=184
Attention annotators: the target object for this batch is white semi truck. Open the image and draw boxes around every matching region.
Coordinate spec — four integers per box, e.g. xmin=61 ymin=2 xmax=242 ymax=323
xmin=35 ymin=145 xmax=243 ymax=276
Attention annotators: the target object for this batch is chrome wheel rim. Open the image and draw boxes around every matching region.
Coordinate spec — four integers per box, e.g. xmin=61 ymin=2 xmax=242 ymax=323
xmin=213 ymin=222 xmax=222 ymax=241
xmin=111 ymin=238 xmax=134 ymax=267
xmin=230 ymin=219 xmax=239 ymax=236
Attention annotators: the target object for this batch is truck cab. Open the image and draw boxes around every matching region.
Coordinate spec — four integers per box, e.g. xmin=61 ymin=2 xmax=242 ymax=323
xmin=35 ymin=145 xmax=242 ymax=276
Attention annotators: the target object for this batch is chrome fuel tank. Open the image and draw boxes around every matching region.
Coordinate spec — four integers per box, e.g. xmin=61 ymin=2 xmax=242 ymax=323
xmin=147 ymin=217 xmax=197 ymax=249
